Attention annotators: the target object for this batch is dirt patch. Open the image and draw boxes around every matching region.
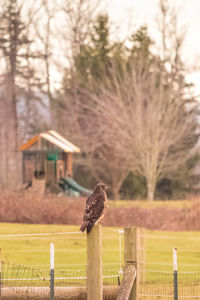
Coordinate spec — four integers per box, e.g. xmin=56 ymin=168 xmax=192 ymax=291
xmin=0 ymin=191 xmax=200 ymax=231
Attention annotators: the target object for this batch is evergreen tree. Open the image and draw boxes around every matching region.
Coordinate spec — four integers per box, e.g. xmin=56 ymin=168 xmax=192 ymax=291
xmin=63 ymin=13 xmax=124 ymax=91
xmin=0 ymin=0 xmax=33 ymax=150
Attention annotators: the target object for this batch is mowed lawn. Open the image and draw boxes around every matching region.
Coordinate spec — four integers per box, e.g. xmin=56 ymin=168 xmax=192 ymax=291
xmin=0 ymin=223 xmax=199 ymax=272
xmin=108 ymin=199 xmax=194 ymax=209
xmin=143 ymin=229 xmax=200 ymax=272
xmin=0 ymin=223 xmax=122 ymax=270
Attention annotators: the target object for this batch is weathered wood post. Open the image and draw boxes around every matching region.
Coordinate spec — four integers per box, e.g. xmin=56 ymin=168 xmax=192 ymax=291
xmin=87 ymin=223 xmax=103 ymax=300
xmin=124 ymin=226 xmax=139 ymax=300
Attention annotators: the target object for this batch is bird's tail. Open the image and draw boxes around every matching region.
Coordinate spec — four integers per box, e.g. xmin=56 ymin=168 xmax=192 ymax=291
xmin=80 ymin=221 xmax=89 ymax=233
xmin=79 ymin=221 xmax=95 ymax=234
xmin=86 ymin=221 xmax=95 ymax=234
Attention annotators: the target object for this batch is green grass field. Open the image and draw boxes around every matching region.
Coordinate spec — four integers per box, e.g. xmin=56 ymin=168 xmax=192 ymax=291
xmin=108 ymin=199 xmax=194 ymax=209
xmin=0 ymin=222 xmax=199 ymax=273
xmin=0 ymin=223 xmax=200 ymax=297
xmin=0 ymin=223 xmax=123 ymax=270
xmin=143 ymin=229 xmax=200 ymax=272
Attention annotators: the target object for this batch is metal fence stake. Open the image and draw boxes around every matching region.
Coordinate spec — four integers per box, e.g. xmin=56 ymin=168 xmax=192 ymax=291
xmin=50 ymin=242 xmax=54 ymax=300
xmin=173 ymin=248 xmax=178 ymax=300
xmin=0 ymin=248 xmax=1 ymax=298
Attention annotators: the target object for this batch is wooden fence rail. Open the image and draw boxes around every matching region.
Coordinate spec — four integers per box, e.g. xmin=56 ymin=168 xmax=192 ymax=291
xmin=116 ymin=265 xmax=136 ymax=300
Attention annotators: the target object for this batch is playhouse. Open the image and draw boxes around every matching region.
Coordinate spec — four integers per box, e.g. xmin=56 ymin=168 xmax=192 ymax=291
xmin=20 ymin=130 xmax=80 ymax=185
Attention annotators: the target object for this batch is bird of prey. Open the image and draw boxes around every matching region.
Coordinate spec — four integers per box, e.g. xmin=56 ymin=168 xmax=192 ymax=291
xmin=80 ymin=183 xmax=108 ymax=234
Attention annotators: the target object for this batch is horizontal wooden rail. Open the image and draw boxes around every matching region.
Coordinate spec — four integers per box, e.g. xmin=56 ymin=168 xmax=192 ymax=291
xmin=116 ymin=265 xmax=136 ymax=300
xmin=0 ymin=286 xmax=119 ymax=299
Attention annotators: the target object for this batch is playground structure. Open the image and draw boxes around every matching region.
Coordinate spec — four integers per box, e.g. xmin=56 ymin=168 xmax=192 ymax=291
xmin=59 ymin=177 xmax=92 ymax=196
xmin=20 ymin=130 xmax=92 ymax=196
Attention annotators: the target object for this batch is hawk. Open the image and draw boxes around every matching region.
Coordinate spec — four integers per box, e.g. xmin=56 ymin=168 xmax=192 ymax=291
xmin=80 ymin=183 xmax=108 ymax=234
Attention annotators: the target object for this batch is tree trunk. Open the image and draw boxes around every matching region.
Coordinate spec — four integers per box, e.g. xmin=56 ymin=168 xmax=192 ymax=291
xmin=112 ymin=187 xmax=120 ymax=200
xmin=147 ymin=181 xmax=156 ymax=202
xmin=8 ymin=75 xmax=18 ymax=152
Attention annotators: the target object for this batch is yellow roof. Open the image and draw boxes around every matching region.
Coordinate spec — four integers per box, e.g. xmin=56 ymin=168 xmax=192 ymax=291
xmin=19 ymin=130 xmax=80 ymax=153
xmin=48 ymin=130 xmax=80 ymax=152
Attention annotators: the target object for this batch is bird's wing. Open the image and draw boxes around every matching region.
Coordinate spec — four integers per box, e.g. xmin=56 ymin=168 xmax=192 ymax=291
xmin=84 ymin=192 xmax=105 ymax=222
xmin=86 ymin=192 xmax=95 ymax=207
xmin=86 ymin=191 xmax=101 ymax=212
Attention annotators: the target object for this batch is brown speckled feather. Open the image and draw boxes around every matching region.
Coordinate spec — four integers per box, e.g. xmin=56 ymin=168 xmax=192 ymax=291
xmin=80 ymin=183 xmax=107 ymax=233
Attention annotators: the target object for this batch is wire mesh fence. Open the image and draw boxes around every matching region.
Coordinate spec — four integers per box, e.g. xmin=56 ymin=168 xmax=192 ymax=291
xmin=138 ymin=229 xmax=200 ymax=299
xmin=1 ymin=261 xmax=50 ymax=299
xmin=0 ymin=260 xmax=122 ymax=299
xmin=0 ymin=227 xmax=200 ymax=299
xmin=139 ymin=269 xmax=200 ymax=299
xmin=0 ymin=228 xmax=124 ymax=299
xmin=1 ymin=257 xmax=200 ymax=299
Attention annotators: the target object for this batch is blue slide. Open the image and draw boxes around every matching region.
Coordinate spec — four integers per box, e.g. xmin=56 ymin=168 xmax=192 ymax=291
xmin=59 ymin=177 xmax=92 ymax=197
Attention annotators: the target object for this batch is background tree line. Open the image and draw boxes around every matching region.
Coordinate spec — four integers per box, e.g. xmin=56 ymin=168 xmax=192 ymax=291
xmin=0 ymin=0 xmax=199 ymax=200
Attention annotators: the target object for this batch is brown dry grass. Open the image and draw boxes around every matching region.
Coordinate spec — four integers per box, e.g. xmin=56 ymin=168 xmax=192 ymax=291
xmin=0 ymin=191 xmax=85 ymax=224
xmin=0 ymin=191 xmax=200 ymax=231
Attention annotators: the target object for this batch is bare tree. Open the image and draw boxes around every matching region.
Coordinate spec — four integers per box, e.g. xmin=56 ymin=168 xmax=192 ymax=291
xmin=157 ymin=0 xmax=187 ymax=81
xmin=101 ymin=65 xmax=198 ymax=201
xmin=61 ymin=0 xmax=197 ymax=201
xmin=54 ymin=0 xmax=101 ymax=73
xmin=34 ymin=0 xmax=54 ymax=99
xmin=62 ymin=57 xmax=198 ymax=200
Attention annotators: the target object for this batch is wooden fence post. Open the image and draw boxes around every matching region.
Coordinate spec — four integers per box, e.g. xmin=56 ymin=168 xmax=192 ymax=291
xmin=124 ymin=227 xmax=139 ymax=300
xmin=87 ymin=223 xmax=103 ymax=300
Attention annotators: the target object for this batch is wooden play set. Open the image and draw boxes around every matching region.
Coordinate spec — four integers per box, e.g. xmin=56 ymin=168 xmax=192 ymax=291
xmin=19 ymin=130 xmax=91 ymax=195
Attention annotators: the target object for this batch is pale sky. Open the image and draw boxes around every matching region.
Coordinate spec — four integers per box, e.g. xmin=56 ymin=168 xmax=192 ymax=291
xmin=50 ymin=0 xmax=200 ymax=95
xmin=104 ymin=0 xmax=200 ymax=96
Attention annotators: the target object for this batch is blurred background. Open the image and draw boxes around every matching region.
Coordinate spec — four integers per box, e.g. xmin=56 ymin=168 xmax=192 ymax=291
xmin=1 ymin=0 xmax=200 ymax=201
xmin=1 ymin=2 xmax=200 ymax=299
